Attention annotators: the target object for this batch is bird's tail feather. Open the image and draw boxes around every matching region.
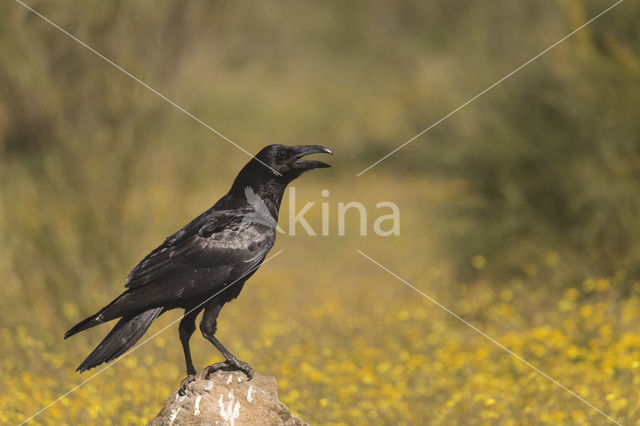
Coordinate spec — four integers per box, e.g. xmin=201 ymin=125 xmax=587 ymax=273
xmin=64 ymin=312 xmax=106 ymax=339
xmin=76 ymin=307 xmax=163 ymax=372
xmin=64 ymin=293 xmax=134 ymax=339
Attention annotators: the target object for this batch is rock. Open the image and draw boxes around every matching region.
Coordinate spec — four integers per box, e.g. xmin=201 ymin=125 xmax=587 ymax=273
xmin=149 ymin=368 xmax=308 ymax=426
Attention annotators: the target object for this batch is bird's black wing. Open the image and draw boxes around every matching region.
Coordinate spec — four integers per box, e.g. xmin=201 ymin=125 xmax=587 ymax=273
xmin=124 ymin=207 xmax=265 ymax=291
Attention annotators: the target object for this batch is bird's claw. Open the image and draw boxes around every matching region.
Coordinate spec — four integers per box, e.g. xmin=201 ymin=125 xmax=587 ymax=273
xmin=178 ymin=374 xmax=196 ymax=396
xmin=205 ymin=359 xmax=254 ymax=381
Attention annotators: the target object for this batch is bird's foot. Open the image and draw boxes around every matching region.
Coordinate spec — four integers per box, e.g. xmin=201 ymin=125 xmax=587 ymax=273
xmin=178 ymin=374 xmax=196 ymax=396
xmin=205 ymin=358 xmax=254 ymax=381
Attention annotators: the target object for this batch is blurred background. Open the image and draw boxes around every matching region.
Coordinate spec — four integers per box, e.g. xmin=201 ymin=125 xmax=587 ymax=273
xmin=1 ymin=0 xmax=639 ymax=424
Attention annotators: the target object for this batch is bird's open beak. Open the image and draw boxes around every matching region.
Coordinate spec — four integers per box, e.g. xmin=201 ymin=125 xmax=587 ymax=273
xmin=291 ymin=145 xmax=333 ymax=169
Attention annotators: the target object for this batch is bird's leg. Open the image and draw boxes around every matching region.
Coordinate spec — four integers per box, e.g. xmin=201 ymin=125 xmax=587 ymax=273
xmin=178 ymin=309 xmax=200 ymax=395
xmin=205 ymin=335 xmax=254 ymax=380
xmin=200 ymin=305 xmax=254 ymax=380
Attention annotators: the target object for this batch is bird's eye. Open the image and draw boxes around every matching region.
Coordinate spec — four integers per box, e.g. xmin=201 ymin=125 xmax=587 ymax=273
xmin=278 ymin=150 xmax=287 ymax=159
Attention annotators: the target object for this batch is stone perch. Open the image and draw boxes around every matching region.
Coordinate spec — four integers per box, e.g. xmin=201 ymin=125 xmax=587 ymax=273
xmin=149 ymin=369 xmax=308 ymax=425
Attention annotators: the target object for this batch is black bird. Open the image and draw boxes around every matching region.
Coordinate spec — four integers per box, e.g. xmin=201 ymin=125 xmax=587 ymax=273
xmin=65 ymin=144 xmax=332 ymax=392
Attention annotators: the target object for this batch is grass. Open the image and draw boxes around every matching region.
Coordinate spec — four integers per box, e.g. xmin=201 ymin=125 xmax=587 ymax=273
xmin=3 ymin=180 xmax=640 ymax=424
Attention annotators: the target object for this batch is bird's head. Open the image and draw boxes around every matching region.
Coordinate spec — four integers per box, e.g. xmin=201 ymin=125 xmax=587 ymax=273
xmin=259 ymin=144 xmax=333 ymax=180
xmin=229 ymin=144 xmax=333 ymax=210
xmin=231 ymin=144 xmax=333 ymax=193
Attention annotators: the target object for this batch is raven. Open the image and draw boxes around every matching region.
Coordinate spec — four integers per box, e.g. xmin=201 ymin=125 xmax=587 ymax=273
xmin=65 ymin=144 xmax=332 ymax=393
